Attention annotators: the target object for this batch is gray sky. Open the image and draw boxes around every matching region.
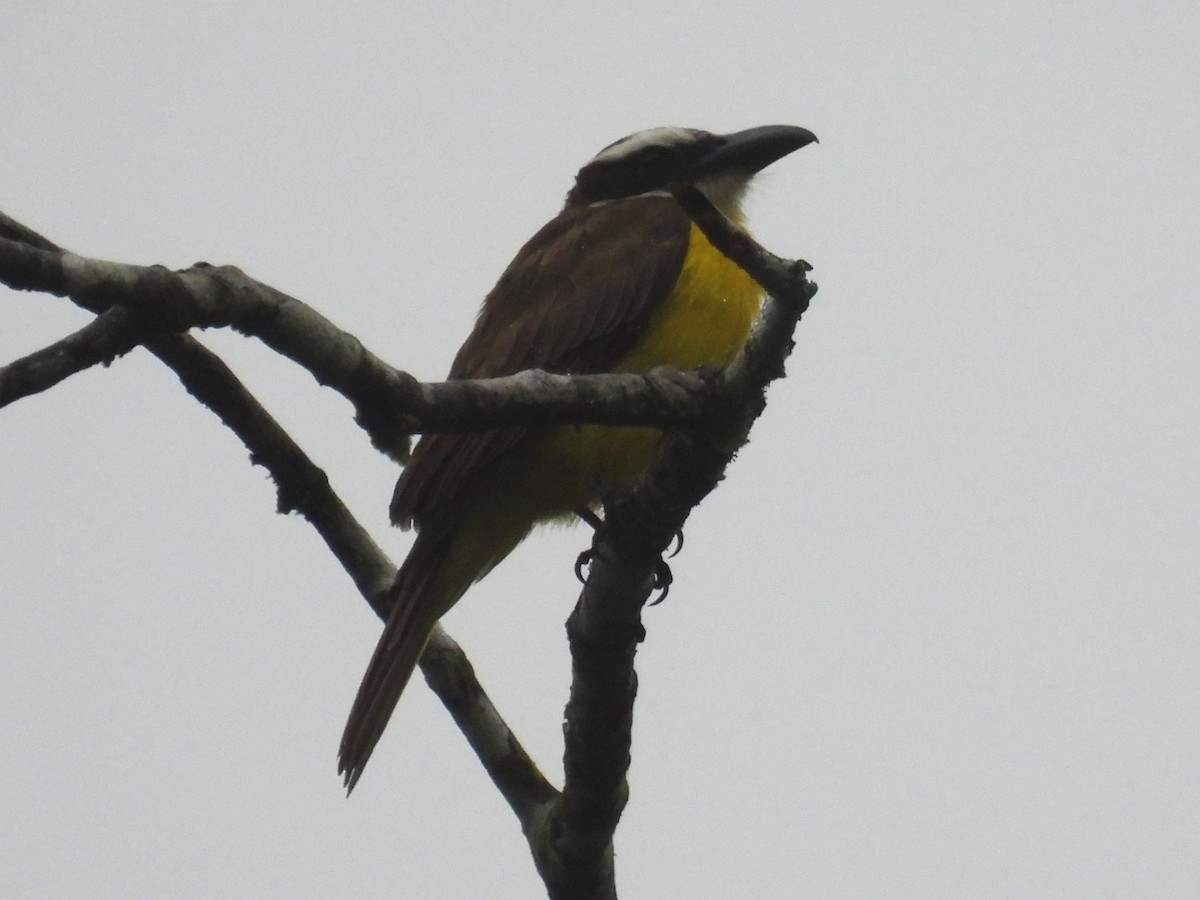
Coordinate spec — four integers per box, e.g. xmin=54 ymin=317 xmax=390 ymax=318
xmin=3 ymin=2 xmax=1198 ymax=897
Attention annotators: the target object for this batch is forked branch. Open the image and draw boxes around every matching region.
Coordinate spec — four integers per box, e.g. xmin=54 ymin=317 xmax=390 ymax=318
xmin=0 ymin=200 xmax=815 ymax=900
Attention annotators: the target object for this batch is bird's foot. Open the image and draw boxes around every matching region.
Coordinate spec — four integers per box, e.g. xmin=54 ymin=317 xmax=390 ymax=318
xmin=574 ymin=548 xmax=594 ymax=585
xmin=648 ymin=558 xmax=673 ymax=605
xmin=571 ymin=505 xmax=679 ymax=604
xmin=574 ymin=548 xmax=673 ymax=605
xmin=667 ymin=529 xmax=684 ymax=558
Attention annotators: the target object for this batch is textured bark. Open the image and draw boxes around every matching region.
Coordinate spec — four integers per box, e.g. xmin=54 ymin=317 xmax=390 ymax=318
xmin=0 ymin=199 xmax=815 ymax=899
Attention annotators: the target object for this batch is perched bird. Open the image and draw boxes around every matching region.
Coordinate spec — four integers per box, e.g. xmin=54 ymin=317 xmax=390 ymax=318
xmin=339 ymin=124 xmax=817 ymax=790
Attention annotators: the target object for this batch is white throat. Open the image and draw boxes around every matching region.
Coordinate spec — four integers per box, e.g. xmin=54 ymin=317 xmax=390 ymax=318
xmin=696 ymin=171 xmax=753 ymax=222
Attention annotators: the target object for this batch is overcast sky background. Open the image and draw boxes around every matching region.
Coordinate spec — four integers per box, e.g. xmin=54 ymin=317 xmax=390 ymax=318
xmin=3 ymin=3 xmax=1198 ymax=898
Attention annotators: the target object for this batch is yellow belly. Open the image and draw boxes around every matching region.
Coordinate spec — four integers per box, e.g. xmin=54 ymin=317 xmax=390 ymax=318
xmin=527 ymin=221 xmax=763 ymax=511
xmin=436 ymin=221 xmax=763 ymax=590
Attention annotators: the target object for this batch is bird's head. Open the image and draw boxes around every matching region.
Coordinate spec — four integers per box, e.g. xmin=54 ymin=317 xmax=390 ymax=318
xmin=566 ymin=124 xmax=817 ymax=216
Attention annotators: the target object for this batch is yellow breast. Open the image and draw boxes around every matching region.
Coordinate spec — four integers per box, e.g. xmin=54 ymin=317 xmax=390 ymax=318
xmin=528 ymin=221 xmax=762 ymax=513
xmin=613 ymin=221 xmax=763 ymax=373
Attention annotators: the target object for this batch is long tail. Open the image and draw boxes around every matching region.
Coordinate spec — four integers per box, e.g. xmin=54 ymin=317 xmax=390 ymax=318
xmin=337 ymin=530 xmax=455 ymax=793
xmin=339 ymin=489 xmax=538 ymax=792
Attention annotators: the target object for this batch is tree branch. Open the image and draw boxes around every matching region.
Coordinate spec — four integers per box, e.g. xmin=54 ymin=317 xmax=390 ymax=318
xmin=0 ymin=211 xmax=556 ymax=834
xmin=0 ymin=305 xmax=147 ymax=408
xmin=421 ymin=630 xmax=560 ymax=829
xmin=3 ymin=196 xmax=818 ymax=900
xmin=133 ymin=297 xmax=565 ymax=826
xmin=0 ymin=226 xmax=721 ymax=460
xmin=521 ymin=188 xmax=818 ymax=898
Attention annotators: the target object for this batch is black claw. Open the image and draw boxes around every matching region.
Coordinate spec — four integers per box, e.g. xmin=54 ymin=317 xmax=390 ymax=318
xmin=647 ymin=559 xmax=673 ymax=606
xmin=574 ymin=514 xmax=678 ymax=602
xmin=574 ymin=549 xmax=594 ymax=584
xmin=667 ymin=529 xmax=685 ymax=559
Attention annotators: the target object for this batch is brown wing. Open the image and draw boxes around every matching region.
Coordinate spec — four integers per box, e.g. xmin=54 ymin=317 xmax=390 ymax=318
xmin=391 ymin=194 xmax=690 ymax=529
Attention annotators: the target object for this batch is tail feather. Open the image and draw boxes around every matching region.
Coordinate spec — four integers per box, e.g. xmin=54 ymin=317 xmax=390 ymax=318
xmin=339 ymin=490 xmax=537 ymax=792
xmin=338 ymin=538 xmax=449 ymax=793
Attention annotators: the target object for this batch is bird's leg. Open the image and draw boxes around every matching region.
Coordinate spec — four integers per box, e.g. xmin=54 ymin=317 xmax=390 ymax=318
xmin=575 ymin=507 xmax=604 ymax=531
xmin=572 ymin=505 xmax=677 ymax=605
xmin=573 ymin=507 xmax=602 ymax=584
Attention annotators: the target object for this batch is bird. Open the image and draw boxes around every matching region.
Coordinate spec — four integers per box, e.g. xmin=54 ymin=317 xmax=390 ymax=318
xmin=339 ymin=124 xmax=817 ymax=791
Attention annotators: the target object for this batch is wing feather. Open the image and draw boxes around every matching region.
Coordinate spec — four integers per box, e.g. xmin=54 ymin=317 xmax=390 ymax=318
xmin=391 ymin=194 xmax=690 ymax=529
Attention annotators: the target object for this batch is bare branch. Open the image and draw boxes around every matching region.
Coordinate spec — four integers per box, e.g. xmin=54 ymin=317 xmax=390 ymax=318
xmin=670 ymin=185 xmax=817 ymax=397
xmin=0 ymin=210 xmax=60 ymax=252
xmin=0 ymin=211 xmax=556 ymax=829
xmin=520 ymin=189 xmax=818 ymax=898
xmin=3 ymin=199 xmax=817 ymax=899
xmin=421 ymin=629 xmax=559 ymax=830
xmin=1 ymin=306 xmax=146 ymax=408
xmin=141 ymin=305 xmax=559 ymax=823
xmin=0 ymin=229 xmax=720 ymax=455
